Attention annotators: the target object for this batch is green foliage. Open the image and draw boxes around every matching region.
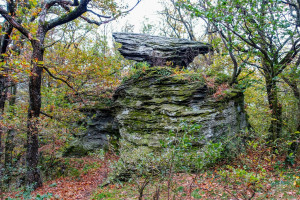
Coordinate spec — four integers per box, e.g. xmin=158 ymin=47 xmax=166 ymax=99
xmin=6 ymin=192 xmax=53 ymax=200
xmin=159 ymin=122 xmax=224 ymax=171
xmin=88 ymin=149 xmax=106 ymax=160
xmin=1 ymin=0 xmax=299 ymax=197
xmin=62 ymin=142 xmax=89 ymax=157
xmin=40 ymin=154 xmax=101 ymax=181
xmin=92 ymin=191 xmax=113 ymax=200
xmin=82 ymin=162 xmax=102 ymax=174
xmin=34 ymin=193 xmax=53 ymax=200
xmin=5 ymin=184 xmax=53 ymax=200
xmin=39 ymin=155 xmax=66 ymax=180
xmin=214 ymin=133 xmax=300 ymax=199
xmin=191 ymin=188 xmax=202 ymax=199
xmin=178 ymin=0 xmax=300 ymax=144
xmin=103 ymin=122 xmax=224 ymax=200
xmin=219 ymin=166 xmax=267 ymax=194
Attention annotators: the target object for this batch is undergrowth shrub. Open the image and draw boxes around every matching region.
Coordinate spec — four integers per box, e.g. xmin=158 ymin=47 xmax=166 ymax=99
xmin=215 ymin=131 xmax=300 ymax=199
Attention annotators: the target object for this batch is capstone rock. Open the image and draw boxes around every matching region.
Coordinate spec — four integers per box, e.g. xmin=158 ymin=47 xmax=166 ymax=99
xmin=112 ymin=32 xmax=212 ymax=67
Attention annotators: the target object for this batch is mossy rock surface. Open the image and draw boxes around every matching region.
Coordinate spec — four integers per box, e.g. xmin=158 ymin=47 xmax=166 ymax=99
xmin=67 ymin=67 xmax=248 ymax=160
xmin=107 ymin=67 xmax=248 ymax=181
xmin=64 ymin=107 xmax=118 ymax=157
xmin=63 ymin=140 xmax=89 ymax=157
xmin=114 ymin=67 xmax=248 ymax=148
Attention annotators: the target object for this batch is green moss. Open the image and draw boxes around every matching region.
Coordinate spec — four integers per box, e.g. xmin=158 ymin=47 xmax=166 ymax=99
xmin=115 ymin=65 xmax=247 ymax=155
xmin=205 ymin=71 xmax=231 ymax=84
xmin=63 ymin=144 xmax=89 ymax=157
xmin=123 ymin=66 xmax=205 ymax=85
xmin=124 ymin=110 xmax=170 ymax=123
xmin=218 ymin=89 xmax=243 ymax=102
xmin=81 ymin=97 xmax=113 ymax=111
xmin=121 ymin=131 xmax=164 ymax=147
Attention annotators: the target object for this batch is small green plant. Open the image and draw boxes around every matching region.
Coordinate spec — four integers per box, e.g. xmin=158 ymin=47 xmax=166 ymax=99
xmin=21 ymin=185 xmax=34 ymax=200
xmin=191 ymin=188 xmax=202 ymax=199
xmin=82 ymin=162 xmax=102 ymax=174
xmin=160 ymin=122 xmax=223 ymax=172
xmin=122 ymin=62 xmax=150 ymax=82
xmin=34 ymin=193 xmax=53 ymax=200
xmin=108 ymin=121 xmax=224 ymax=199
xmin=88 ymin=149 xmax=106 ymax=160
xmin=218 ymin=165 xmax=267 ymax=199
xmin=68 ymin=167 xmax=81 ymax=178
xmin=92 ymin=191 xmax=113 ymax=200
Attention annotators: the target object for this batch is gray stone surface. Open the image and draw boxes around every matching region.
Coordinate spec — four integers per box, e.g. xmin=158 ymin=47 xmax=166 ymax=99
xmin=113 ymin=67 xmax=248 ymax=149
xmin=112 ymin=32 xmax=211 ymax=67
xmin=63 ymin=108 xmax=118 ymax=156
xmin=65 ymin=67 xmax=248 ymax=157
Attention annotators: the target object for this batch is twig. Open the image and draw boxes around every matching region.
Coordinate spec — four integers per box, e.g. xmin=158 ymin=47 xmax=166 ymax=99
xmin=40 ymin=111 xmax=54 ymax=119
xmin=43 ymin=66 xmax=74 ymax=90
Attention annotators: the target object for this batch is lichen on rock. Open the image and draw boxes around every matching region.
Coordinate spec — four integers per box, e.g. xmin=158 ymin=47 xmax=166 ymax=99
xmin=113 ymin=67 xmax=248 ymax=149
xmin=65 ymin=66 xmax=248 ymax=163
xmin=63 ymin=106 xmax=118 ymax=157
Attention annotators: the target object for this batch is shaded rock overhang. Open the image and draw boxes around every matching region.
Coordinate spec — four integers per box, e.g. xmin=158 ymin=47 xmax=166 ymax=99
xmin=112 ymin=32 xmax=212 ymax=67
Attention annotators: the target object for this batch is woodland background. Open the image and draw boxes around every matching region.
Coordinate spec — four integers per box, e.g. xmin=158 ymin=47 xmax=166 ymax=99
xmin=0 ymin=0 xmax=299 ymax=199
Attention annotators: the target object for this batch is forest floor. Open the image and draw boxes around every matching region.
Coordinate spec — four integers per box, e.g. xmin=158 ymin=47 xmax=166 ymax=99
xmin=90 ymin=156 xmax=300 ymax=200
xmin=2 ymin=152 xmax=300 ymax=200
xmin=2 ymin=154 xmax=117 ymax=200
xmin=32 ymin=155 xmax=114 ymax=200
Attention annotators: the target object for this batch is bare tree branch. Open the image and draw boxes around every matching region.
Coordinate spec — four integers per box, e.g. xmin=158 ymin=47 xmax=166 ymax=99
xmin=43 ymin=66 xmax=74 ymax=90
xmin=87 ymin=9 xmax=111 ymax=19
xmin=56 ymin=0 xmax=142 ymax=27
xmin=45 ymin=0 xmax=91 ymax=31
xmin=0 ymin=7 xmax=33 ymax=40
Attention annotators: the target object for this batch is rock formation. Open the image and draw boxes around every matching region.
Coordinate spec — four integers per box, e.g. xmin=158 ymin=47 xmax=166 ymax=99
xmin=113 ymin=67 xmax=248 ymax=150
xmin=106 ymin=67 xmax=248 ymax=181
xmin=63 ymin=106 xmax=118 ymax=156
xmin=65 ymin=67 xmax=248 ymax=157
xmin=112 ymin=32 xmax=211 ymax=67
xmin=65 ymin=34 xmax=248 ymax=158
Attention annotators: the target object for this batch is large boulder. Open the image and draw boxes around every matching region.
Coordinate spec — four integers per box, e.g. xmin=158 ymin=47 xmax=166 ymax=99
xmin=112 ymin=32 xmax=211 ymax=67
xmin=65 ymin=67 xmax=248 ymax=158
xmin=106 ymin=67 xmax=248 ymax=181
xmin=113 ymin=67 xmax=248 ymax=149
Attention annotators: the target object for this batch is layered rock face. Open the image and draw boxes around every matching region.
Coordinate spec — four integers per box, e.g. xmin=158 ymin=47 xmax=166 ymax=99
xmin=64 ymin=107 xmax=118 ymax=156
xmin=112 ymin=32 xmax=211 ymax=67
xmin=113 ymin=67 xmax=248 ymax=149
xmin=65 ymin=67 xmax=248 ymax=156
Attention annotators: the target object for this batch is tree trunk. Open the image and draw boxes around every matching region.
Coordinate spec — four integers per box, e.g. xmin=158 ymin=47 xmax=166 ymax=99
xmin=282 ymin=76 xmax=300 ymax=131
xmin=282 ymin=76 xmax=300 ymax=163
xmin=265 ymin=76 xmax=282 ymax=142
xmin=26 ymin=40 xmax=44 ymax=189
xmin=4 ymin=83 xmax=17 ymax=186
xmin=0 ymin=22 xmax=13 ymax=113
xmin=0 ymin=22 xmax=13 ymax=192
xmin=0 ymin=72 xmax=7 ymax=164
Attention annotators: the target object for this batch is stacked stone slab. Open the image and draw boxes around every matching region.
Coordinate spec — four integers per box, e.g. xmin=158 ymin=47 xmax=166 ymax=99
xmin=113 ymin=67 xmax=248 ymax=150
xmin=63 ymin=107 xmax=118 ymax=156
xmin=112 ymin=32 xmax=212 ymax=67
